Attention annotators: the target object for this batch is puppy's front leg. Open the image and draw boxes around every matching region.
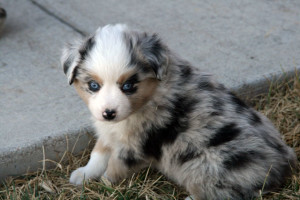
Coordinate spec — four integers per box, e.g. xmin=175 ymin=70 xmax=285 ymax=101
xmin=104 ymin=154 xmax=130 ymax=183
xmin=104 ymin=150 xmax=146 ymax=183
xmin=70 ymin=138 xmax=110 ymax=185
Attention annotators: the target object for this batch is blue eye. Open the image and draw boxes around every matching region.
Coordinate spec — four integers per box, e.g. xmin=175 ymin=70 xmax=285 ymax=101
xmin=121 ymin=74 xmax=139 ymax=94
xmin=88 ymin=80 xmax=100 ymax=92
xmin=122 ymin=83 xmax=133 ymax=91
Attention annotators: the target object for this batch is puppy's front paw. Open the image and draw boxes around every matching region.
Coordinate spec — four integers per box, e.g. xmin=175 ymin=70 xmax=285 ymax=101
xmin=102 ymin=171 xmax=118 ymax=184
xmin=70 ymin=167 xmax=90 ymax=185
xmin=102 ymin=171 xmax=113 ymax=184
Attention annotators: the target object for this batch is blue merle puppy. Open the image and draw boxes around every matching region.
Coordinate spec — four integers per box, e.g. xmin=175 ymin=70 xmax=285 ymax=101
xmin=61 ymin=24 xmax=296 ymax=200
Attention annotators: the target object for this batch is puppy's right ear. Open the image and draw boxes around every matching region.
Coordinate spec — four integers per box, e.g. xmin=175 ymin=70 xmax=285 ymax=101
xmin=61 ymin=42 xmax=81 ymax=85
xmin=61 ymin=36 xmax=95 ymax=85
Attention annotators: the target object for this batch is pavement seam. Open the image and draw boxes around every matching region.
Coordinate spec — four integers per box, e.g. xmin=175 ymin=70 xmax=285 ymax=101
xmin=30 ymin=0 xmax=86 ymax=36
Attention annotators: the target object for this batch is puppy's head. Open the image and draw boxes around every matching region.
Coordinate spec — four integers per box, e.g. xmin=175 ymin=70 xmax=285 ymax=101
xmin=61 ymin=24 xmax=169 ymax=122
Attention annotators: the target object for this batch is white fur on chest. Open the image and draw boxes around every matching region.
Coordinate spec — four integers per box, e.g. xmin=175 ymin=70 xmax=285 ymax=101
xmin=93 ymin=115 xmax=142 ymax=150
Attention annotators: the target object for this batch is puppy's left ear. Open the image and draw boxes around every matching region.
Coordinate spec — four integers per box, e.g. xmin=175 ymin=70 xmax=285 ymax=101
xmin=137 ymin=33 xmax=169 ymax=80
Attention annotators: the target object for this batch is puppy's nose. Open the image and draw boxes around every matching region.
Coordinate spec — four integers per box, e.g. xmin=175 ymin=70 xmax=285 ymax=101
xmin=102 ymin=109 xmax=116 ymax=120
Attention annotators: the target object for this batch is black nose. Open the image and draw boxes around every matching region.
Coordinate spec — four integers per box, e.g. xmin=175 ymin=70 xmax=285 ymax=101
xmin=102 ymin=109 xmax=116 ymax=120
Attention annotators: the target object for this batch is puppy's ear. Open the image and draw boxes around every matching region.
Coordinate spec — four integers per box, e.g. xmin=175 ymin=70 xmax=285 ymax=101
xmin=61 ymin=37 xmax=95 ymax=85
xmin=61 ymin=42 xmax=81 ymax=85
xmin=137 ymin=33 xmax=169 ymax=80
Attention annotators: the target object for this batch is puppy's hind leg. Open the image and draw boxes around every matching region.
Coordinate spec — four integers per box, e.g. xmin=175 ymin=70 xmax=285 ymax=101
xmin=70 ymin=138 xmax=111 ymax=185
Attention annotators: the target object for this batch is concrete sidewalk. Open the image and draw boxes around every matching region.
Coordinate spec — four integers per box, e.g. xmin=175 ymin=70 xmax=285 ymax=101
xmin=0 ymin=0 xmax=299 ymax=180
xmin=0 ymin=0 xmax=92 ymax=180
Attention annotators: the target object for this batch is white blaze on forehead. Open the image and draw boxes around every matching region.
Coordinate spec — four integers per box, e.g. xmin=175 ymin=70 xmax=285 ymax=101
xmin=85 ymin=24 xmax=132 ymax=82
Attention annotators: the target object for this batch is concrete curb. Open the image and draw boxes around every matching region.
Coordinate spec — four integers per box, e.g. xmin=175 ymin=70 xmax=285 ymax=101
xmin=0 ymin=127 xmax=93 ymax=181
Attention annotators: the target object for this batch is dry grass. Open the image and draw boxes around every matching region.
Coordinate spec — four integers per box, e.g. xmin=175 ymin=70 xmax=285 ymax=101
xmin=251 ymin=74 xmax=300 ymax=200
xmin=1 ymin=75 xmax=299 ymax=200
xmin=1 ymin=143 xmax=188 ymax=200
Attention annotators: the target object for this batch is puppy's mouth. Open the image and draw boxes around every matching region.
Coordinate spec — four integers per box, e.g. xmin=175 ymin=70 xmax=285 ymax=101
xmin=94 ymin=112 xmax=127 ymax=123
xmin=94 ymin=115 xmax=117 ymax=122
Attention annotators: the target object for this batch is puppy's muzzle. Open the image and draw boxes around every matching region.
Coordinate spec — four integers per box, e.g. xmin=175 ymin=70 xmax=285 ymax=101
xmin=102 ymin=109 xmax=116 ymax=120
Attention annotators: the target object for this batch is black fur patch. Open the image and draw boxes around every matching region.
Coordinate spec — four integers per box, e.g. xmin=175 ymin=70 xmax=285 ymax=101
xmin=121 ymin=74 xmax=139 ymax=95
xmin=180 ymin=65 xmax=192 ymax=78
xmin=210 ymin=112 xmax=221 ymax=116
xmin=178 ymin=65 xmax=193 ymax=85
xmin=265 ymin=161 xmax=293 ymax=190
xmin=209 ymin=123 xmax=240 ymax=147
xmin=137 ymin=33 xmax=166 ymax=78
xmin=67 ymin=37 xmax=94 ymax=85
xmin=178 ymin=144 xmax=201 ymax=164
xmin=129 ymin=51 xmax=137 ymax=66
xmin=123 ymin=32 xmax=147 ymax=74
xmin=126 ymin=35 xmax=134 ymax=54
xmin=123 ymin=33 xmax=139 ymax=67
xmin=142 ymin=95 xmax=197 ymax=160
xmin=79 ymin=37 xmax=95 ymax=61
xmin=126 ymin=73 xmax=139 ymax=84
xmin=212 ymin=97 xmax=224 ymax=109
xmin=209 ymin=96 xmax=224 ymax=116
xmin=129 ymin=37 xmax=163 ymax=77
xmin=131 ymin=54 xmax=152 ymax=74
xmin=223 ymin=150 xmax=264 ymax=170
xmin=249 ymin=111 xmax=262 ymax=125
xmin=252 ymin=158 xmax=294 ymax=192
xmin=212 ymin=96 xmax=224 ymax=111
xmin=216 ymin=181 xmax=246 ymax=199
xmin=198 ymin=77 xmax=215 ymax=91
xmin=229 ymin=92 xmax=249 ymax=113
xmin=261 ymin=133 xmax=286 ymax=154
xmin=63 ymin=56 xmax=73 ymax=75
xmin=119 ymin=149 xmax=140 ymax=167
xmin=69 ymin=66 xmax=79 ymax=85
xmin=128 ymin=42 xmax=140 ymax=67
xmin=217 ymin=84 xmax=226 ymax=91
xmin=231 ymin=185 xmax=248 ymax=199
xmin=0 ymin=8 xmax=6 ymax=18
